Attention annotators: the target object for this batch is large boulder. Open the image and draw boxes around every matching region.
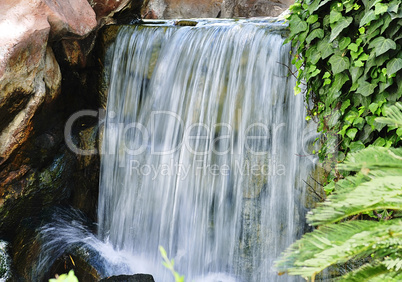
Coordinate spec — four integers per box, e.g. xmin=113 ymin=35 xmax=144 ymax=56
xmin=0 ymin=0 xmax=132 ymax=278
xmin=0 ymin=0 xmax=96 ymax=167
xmin=142 ymin=0 xmax=294 ymax=19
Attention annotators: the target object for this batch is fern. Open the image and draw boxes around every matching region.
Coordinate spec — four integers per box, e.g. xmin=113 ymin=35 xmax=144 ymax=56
xmin=275 ymin=103 xmax=402 ymax=280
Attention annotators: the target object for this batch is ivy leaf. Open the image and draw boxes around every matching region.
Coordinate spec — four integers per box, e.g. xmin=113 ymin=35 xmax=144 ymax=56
xmin=354 ymin=60 xmax=364 ymax=67
xmin=327 ymin=73 xmax=349 ymax=105
xmin=339 ymin=37 xmax=351 ymax=50
xmin=388 ymin=0 xmax=400 ymax=13
xmin=341 ymin=99 xmax=351 ymax=114
xmin=353 ymin=117 xmax=365 ymax=130
xmin=397 ymin=127 xmax=402 ymax=137
xmin=386 ymin=58 xmax=402 ymax=76
xmin=330 ymin=10 xmax=343 ymax=24
xmin=359 ymin=53 xmax=369 ymax=61
xmin=348 ymin=43 xmax=359 ymax=52
xmin=330 ymin=73 xmax=350 ymax=93
xmin=330 ymin=17 xmax=353 ymax=42
xmin=346 ymin=128 xmax=358 ymax=140
xmin=381 ymin=14 xmax=393 ymax=34
xmin=306 ymin=45 xmax=321 ymax=64
xmin=356 ymin=80 xmax=377 ymax=96
xmin=368 ymin=36 xmax=397 ymax=56
xmin=317 ymin=36 xmax=334 ymax=59
xmin=379 ymin=80 xmax=393 ymax=92
xmin=349 ymin=141 xmax=365 ymax=152
xmin=308 ymin=0 xmax=332 ymax=14
xmin=350 ymin=66 xmax=364 ymax=84
xmin=307 ymin=14 xmax=319 ymax=24
xmin=329 ymin=54 xmax=350 ymax=74
xmin=369 ymin=103 xmax=379 ymax=114
xmin=351 ymin=47 xmax=364 ymax=60
xmin=360 ymin=10 xmax=377 ymax=27
xmin=375 ymin=3 xmax=388 ymax=15
xmin=298 ymin=29 xmax=310 ymax=46
xmin=289 ymin=15 xmax=308 ymax=38
xmin=306 ymin=29 xmax=324 ymax=44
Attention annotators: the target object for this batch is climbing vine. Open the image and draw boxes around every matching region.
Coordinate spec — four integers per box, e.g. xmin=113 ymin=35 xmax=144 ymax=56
xmin=285 ymin=0 xmax=402 ymax=176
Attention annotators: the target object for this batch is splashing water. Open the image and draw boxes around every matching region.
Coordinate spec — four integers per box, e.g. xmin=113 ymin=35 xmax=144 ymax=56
xmin=35 ymin=20 xmax=317 ymax=282
xmin=98 ymin=21 xmax=315 ymax=281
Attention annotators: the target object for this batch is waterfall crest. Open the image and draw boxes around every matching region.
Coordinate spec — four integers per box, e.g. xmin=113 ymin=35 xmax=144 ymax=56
xmin=99 ymin=21 xmax=314 ymax=281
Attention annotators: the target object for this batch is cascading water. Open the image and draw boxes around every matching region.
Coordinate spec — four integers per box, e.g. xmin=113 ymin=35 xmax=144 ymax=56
xmin=97 ymin=19 xmax=316 ymax=281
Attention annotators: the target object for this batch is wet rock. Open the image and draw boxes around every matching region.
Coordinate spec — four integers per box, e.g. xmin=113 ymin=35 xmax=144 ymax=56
xmin=221 ymin=0 xmax=291 ymax=18
xmin=141 ymin=0 xmax=294 ymax=19
xmin=100 ymin=274 xmax=155 ymax=282
xmin=174 ymin=20 xmax=198 ymax=26
xmin=88 ymin=0 xmax=132 ymax=22
xmin=47 ymin=245 xmax=101 ymax=282
xmin=0 ymin=241 xmax=10 ymax=280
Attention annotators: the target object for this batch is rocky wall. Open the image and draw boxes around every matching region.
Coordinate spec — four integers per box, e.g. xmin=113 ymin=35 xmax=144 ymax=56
xmin=142 ymin=0 xmax=294 ymax=19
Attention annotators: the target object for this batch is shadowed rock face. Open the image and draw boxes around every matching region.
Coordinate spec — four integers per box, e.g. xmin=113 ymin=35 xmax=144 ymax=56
xmin=0 ymin=4 xmax=136 ymax=278
xmin=0 ymin=0 xmax=134 ymax=232
xmin=142 ymin=0 xmax=294 ymax=19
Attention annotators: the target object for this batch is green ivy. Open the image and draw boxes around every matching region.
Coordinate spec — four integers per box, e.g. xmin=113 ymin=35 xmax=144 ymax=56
xmin=285 ymin=0 xmax=402 ymax=169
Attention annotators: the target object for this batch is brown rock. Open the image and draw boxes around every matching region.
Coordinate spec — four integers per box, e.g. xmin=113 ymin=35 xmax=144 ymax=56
xmin=164 ymin=0 xmax=223 ymax=18
xmin=0 ymin=0 xmax=96 ymax=165
xmin=43 ymin=0 xmax=97 ymax=39
xmin=222 ymin=0 xmax=290 ymax=18
xmin=142 ymin=0 xmax=294 ymax=19
xmin=88 ymin=0 xmax=132 ymax=22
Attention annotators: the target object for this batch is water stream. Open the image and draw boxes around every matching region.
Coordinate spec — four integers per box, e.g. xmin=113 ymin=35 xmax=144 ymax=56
xmin=34 ymin=19 xmax=317 ymax=282
xmin=98 ymin=20 xmax=315 ymax=281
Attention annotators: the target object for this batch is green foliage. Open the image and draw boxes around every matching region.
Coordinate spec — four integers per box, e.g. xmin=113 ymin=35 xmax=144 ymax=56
xmin=49 ymin=270 xmax=78 ymax=282
xmin=159 ymin=246 xmax=185 ymax=282
xmin=275 ymin=104 xmax=402 ymax=280
xmin=285 ymin=0 xmax=402 ymax=165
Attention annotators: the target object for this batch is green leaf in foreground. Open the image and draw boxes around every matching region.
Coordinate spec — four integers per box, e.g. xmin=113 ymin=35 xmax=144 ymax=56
xmin=289 ymin=15 xmax=308 ymax=38
xmin=330 ymin=17 xmax=353 ymax=42
xmin=329 ymin=54 xmax=350 ymax=74
xmin=369 ymin=37 xmax=397 ymax=56
xmin=386 ymin=58 xmax=402 ymax=76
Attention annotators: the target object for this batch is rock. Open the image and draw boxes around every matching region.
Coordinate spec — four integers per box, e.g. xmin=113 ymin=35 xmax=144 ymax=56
xmin=88 ymin=0 xmax=132 ymax=22
xmin=141 ymin=0 xmax=294 ymax=19
xmin=0 ymin=241 xmax=10 ymax=280
xmin=100 ymin=274 xmax=155 ymax=282
xmin=0 ymin=0 xmax=96 ymax=166
xmin=221 ymin=0 xmax=290 ymax=18
xmin=0 ymin=0 xmax=129 ymax=229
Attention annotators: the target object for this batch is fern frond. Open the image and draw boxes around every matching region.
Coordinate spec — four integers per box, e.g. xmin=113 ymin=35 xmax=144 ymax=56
xmin=383 ymin=257 xmax=402 ymax=272
xmin=339 ymin=147 xmax=402 ymax=171
xmin=307 ymin=176 xmax=402 ymax=225
xmin=376 ymin=102 xmax=402 ymax=128
xmin=338 ymin=262 xmax=398 ymax=282
xmin=275 ymin=219 xmax=402 ymax=278
xmin=276 ymin=103 xmax=402 ymax=281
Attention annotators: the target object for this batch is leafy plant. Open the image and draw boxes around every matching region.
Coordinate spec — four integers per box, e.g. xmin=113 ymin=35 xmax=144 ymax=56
xmin=159 ymin=246 xmax=185 ymax=282
xmin=49 ymin=270 xmax=78 ymax=282
xmin=275 ymin=103 xmax=402 ymax=281
xmin=285 ymin=0 xmax=402 ymax=172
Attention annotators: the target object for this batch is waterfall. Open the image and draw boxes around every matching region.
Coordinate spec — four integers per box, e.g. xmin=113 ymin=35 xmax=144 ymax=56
xmin=98 ymin=20 xmax=315 ymax=281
